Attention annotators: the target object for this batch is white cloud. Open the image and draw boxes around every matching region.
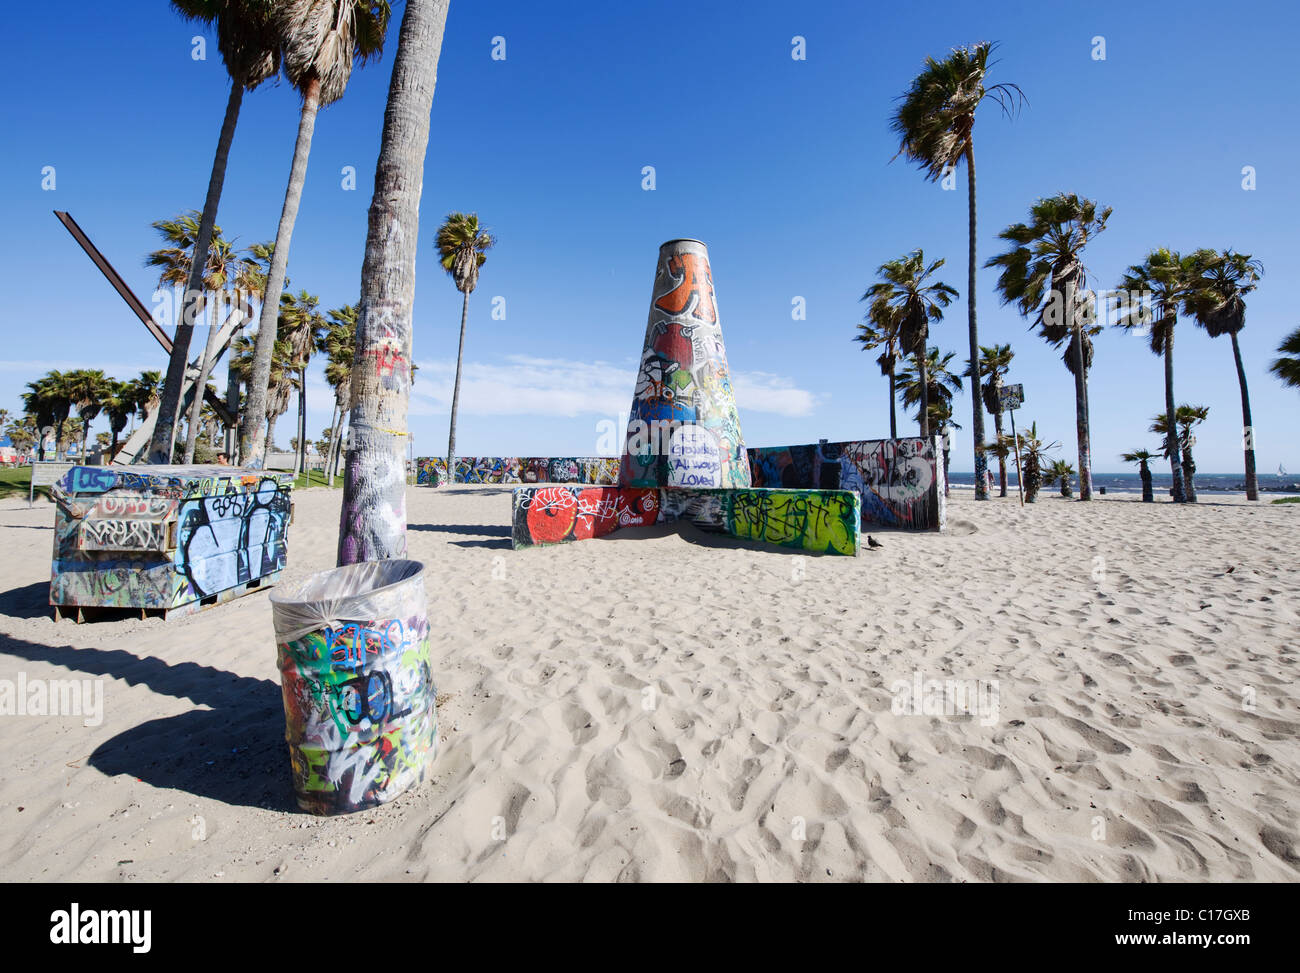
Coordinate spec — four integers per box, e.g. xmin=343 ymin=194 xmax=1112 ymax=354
xmin=410 ymin=355 xmax=635 ymax=418
xmin=732 ymin=370 xmax=819 ymax=417
xmin=406 ymin=355 xmax=818 ymax=419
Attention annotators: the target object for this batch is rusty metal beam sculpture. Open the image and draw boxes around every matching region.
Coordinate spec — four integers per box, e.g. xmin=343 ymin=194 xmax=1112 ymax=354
xmin=52 ymin=210 xmax=236 ymax=454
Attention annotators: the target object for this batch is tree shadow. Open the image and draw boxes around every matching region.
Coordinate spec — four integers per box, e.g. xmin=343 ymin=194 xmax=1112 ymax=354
xmin=0 ymin=632 xmax=297 ymax=813
xmin=450 ymin=538 xmax=512 ymax=550
xmin=428 ymin=486 xmax=517 ymax=496
xmin=408 ymin=522 xmax=511 ymax=538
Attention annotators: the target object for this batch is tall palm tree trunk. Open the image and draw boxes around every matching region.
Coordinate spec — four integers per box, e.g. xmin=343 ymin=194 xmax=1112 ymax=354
xmin=181 ymin=307 xmax=226 ymax=463
xmin=291 ymin=390 xmax=303 ymax=477
xmin=1230 ymin=330 xmax=1258 ymax=500
xmin=965 ymin=144 xmax=988 ymax=500
xmin=338 ymin=0 xmax=451 ymax=564
xmin=329 ymin=386 xmax=348 ymax=482
xmin=992 ymin=410 xmax=1007 ymax=496
xmin=240 ymin=78 xmax=322 ymax=467
xmin=446 ymin=289 xmax=470 ymax=479
xmin=1071 ymin=322 xmax=1093 ymax=500
xmin=1163 ymin=329 xmax=1186 ymax=502
xmin=149 ymin=80 xmax=244 ymax=465
xmin=324 ymin=400 xmax=339 ymax=485
xmin=333 ymin=409 xmax=349 ymax=478
xmin=297 ymin=368 xmax=308 ymax=477
xmin=1182 ymin=442 xmax=1197 ymax=503
xmin=916 ymin=351 xmax=930 ymax=439
xmin=265 ymin=412 xmax=280 ymax=461
xmin=887 ymin=363 xmax=897 ymax=439
xmin=225 ymin=324 xmax=243 ymax=461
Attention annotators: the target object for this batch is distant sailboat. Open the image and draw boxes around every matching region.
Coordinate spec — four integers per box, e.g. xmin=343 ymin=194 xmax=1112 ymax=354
xmin=1280 ymin=464 xmax=1288 ymax=477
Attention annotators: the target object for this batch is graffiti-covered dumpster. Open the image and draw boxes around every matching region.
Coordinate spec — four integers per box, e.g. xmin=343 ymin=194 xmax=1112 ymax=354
xmin=49 ymin=465 xmax=294 ymax=621
xmin=270 ymin=560 xmax=437 ymax=815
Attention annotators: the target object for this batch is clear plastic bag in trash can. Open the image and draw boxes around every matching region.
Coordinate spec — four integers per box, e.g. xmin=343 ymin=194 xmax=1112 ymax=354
xmin=270 ymin=559 xmax=437 ymax=815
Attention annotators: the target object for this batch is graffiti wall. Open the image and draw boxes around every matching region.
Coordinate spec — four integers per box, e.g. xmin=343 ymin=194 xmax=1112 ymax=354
xmin=659 ymin=487 xmax=861 ymax=555
xmin=619 ymin=239 xmax=749 ymax=489
xmin=747 ymin=437 xmax=945 ymax=531
xmin=50 ymin=465 xmax=293 ymax=616
xmin=511 ymin=486 xmax=860 ymax=556
xmin=415 ymin=456 xmax=621 ymax=487
xmin=511 ymin=486 xmax=659 ymax=546
xmin=277 ymin=611 xmax=436 ymax=814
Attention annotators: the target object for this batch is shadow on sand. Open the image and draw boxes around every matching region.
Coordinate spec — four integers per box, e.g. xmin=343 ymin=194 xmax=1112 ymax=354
xmin=0 ymin=581 xmax=55 ymax=621
xmin=0 ymin=632 xmax=297 ymax=813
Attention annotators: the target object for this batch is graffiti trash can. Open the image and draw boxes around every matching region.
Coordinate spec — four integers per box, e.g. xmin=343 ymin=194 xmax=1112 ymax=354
xmin=270 ymin=559 xmax=437 ymax=815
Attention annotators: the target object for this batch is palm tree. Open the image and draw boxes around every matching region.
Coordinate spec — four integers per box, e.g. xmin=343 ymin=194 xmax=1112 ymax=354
xmin=1121 ymin=448 xmax=1157 ymax=503
xmin=1115 ymin=249 xmax=1202 ymax=503
xmin=1271 ymin=326 xmax=1300 ymax=390
xmin=320 ymin=302 xmax=358 ymax=483
xmin=987 ymin=193 xmax=1110 ymax=500
xmin=145 ymin=211 xmax=241 ymax=462
xmin=863 ymin=251 xmax=958 ymax=438
xmin=233 ymin=333 xmax=297 ymax=458
xmin=1176 ymin=405 xmax=1209 ymax=503
xmin=967 ymin=342 xmax=1014 ymax=496
xmin=853 ymin=300 xmax=904 ymax=438
xmin=181 ymin=244 xmax=266 ymax=464
xmin=1044 ymin=458 xmax=1076 ymax=498
xmin=145 ymin=211 xmax=239 ymax=290
xmin=65 ymin=369 xmax=112 ymax=462
xmin=277 ymin=290 xmax=327 ymax=476
xmin=890 ymin=42 xmax=1024 ymax=500
xmin=1014 ymin=421 xmax=1057 ymax=503
xmin=62 ymin=417 xmax=84 ymax=459
xmin=150 ymin=0 xmax=280 ymax=464
xmin=926 ymin=397 xmax=961 ymax=491
xmin=23 ymin=372 xmax=73 ymax=461
xmin=984 ymin=435 xmax=1014 ymax=495
xmin=339 ymin=0 xmax=450 ymax=564
xmin=20 ymin=381 xmax=50 ymax=462
xmin=6 ymin=416 xmax=38 ymax=457
xmin=897 ymin=346 xmax=963 ymax=433
xmin=436 ymin=212 xmax=494 ymax=480
xmin=101 ymin=380 xmax=135 ymax=461
xmin=1152 ymin=405 xmax=1209 ymax=503
xmin=1185 ymin=249 xmax=1264 ymax=500
xmin=240 ymin=0 xmax=391 ymax=467
xmin=225 ymin=241 xmax=274 ymax=461
xmin=129 ymin=371 xmax=165 ymax=423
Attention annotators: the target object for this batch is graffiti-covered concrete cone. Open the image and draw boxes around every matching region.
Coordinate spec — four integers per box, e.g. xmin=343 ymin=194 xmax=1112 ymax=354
xmin=270 ymin=560 xmax=436 ymax=815
xmin=619 ymin=239 xmax=750 ymax=489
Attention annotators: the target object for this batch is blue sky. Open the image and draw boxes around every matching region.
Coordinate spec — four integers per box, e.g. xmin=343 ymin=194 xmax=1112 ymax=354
xmin=3 ymin=0 xmax=1297 ymax=475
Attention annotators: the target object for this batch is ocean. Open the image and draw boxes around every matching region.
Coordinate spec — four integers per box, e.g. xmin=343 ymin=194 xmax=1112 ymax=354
xmin=945 ymin=471 xmax=1300 ymax=497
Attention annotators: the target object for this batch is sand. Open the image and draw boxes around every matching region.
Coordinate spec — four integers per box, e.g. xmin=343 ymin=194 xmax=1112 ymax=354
xmin=1 ymin=484 xmax=1297 ymax=882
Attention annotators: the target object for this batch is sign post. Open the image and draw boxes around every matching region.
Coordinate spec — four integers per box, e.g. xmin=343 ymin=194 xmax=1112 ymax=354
xmin=999 ymin=384 xmax=1025 ymax=507
xmin=30 ymin=461 xmax=74 ymax=508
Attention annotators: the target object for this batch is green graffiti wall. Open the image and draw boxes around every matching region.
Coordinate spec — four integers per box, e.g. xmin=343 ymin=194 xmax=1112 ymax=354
xmin=511 ymin=485 xmax=860 ymax=556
